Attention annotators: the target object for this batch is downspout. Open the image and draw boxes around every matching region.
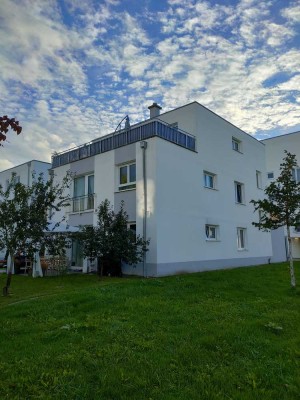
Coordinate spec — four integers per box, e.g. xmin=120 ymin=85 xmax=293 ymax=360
xmin=27 ymin=161 xmax=31 ymax=187
xmin=140 ymin=141 xmax=148 ymax=277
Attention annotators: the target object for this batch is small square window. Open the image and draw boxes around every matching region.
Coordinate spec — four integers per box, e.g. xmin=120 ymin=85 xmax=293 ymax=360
xmin=205 ymin=225 xmax=218 ymax=240
xmin=232 ymin=138 xmax=242 ymax=152
xmin=237 ymin=228 xmax=247 ymax=250
xmin=267 ymin=172 xmax=274 ymax=179
xmin=204 ymin=171 xmax=216 ymax=189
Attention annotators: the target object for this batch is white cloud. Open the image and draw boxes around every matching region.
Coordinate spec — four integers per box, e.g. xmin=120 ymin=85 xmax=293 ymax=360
xmin=282 ymin=4 xmax=300 ymax=23
xmin=0 ymin=0 xmax=299 ymax=171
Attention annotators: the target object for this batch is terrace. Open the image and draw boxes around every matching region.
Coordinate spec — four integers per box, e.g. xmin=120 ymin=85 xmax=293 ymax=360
xmin=52 ymin=119 xmax=196 ymax=168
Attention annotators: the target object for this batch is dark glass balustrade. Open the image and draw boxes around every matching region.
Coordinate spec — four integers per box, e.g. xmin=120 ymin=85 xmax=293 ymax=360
xmin=52 ymin=120 xmax=196 ymax=168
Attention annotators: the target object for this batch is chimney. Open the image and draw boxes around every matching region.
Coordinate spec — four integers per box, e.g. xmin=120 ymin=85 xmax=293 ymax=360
xmin=148 ymin=102 xmax=162 ymax=118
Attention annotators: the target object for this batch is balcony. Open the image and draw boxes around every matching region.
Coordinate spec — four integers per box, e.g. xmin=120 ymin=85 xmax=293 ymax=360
xmin=52 ymin=119 xmax=196 ymax=168
xmin=71 ymin=194 xmax=95 ymax=213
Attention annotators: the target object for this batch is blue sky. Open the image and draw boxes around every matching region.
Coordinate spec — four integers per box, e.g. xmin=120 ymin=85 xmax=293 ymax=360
xmin=1 ymin=0 xmax=300 ymax=170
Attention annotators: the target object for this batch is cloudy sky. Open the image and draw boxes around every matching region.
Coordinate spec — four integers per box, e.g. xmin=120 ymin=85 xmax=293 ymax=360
xmin=1 ymin=0 xmax=299 ymax=170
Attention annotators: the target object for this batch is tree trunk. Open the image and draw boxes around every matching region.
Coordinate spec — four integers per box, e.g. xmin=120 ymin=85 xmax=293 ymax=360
xmin=3 ymin=253 xmax=14 ymax=296
xmin=287 ymin=226 xmax=296 ymax=288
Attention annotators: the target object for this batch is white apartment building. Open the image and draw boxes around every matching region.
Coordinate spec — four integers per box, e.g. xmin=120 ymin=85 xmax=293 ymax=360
xmin=262 ymin=131 xmax=300 ymax=262
xmin=0 ymin=160 xmax=51 ymax=189
xmin=51 ymin=102 xmax=272 ymax=276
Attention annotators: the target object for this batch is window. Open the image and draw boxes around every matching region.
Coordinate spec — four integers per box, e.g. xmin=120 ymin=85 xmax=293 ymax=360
xmin=119 ymin=163 xmax=136 ymax=191
xmin=204 ymin=171 xmax=216 ymax=189
xmin=258 ymin=210 xmax=263 ymax=223
xmin=73 ymin=174 xmax=94 ymax=212
xmin=256 ymin=171 xmax=262 ymax=189
xmin=205 ymin=225 xmax=218 ymax=241
xmin=234 ymin=181 xmax=244 ymax=204
xmin=292 ymin=168 xmax=300 ymax=183
xmin=232 ymin=137 xmax=242 ymax=152
xmin=128 ymin=223 xmax=136 ymax=232
xmin=237 ymin=228 xmax=247 ymax=250
xmin=267 ymin=172 xmax=274 ymax=179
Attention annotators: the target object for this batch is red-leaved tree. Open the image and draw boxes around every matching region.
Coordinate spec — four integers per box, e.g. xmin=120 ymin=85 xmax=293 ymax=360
xmin=0 ymin=116 xmax=22 ymax=145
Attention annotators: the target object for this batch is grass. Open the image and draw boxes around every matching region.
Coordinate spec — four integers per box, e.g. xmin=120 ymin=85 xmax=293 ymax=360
xmin=0 ymin=263 xmax=300 ymax=399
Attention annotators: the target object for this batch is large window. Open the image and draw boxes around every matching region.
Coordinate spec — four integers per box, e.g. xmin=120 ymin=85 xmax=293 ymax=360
xmin=73 ymin=174 xmax=94 ymax=212
xmin=234 ymin=181 xmax=244 ymax=204
xmin=205 ymin=225 xmax=219 ymax=241
xmin=237 ymin=228 xmax=247 ymax=250
xmin=232 ymin=137 xmax=242 ymax=152
xmin=119 ymin=163 xmax=136 ymax=191
xmin=204 ymin=171 xmax=216 ymax=189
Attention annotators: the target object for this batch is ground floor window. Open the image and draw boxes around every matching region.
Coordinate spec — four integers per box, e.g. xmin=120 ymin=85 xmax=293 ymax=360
xmin=72 ymin=239 xmax=83 ymax=267
xmin=205 ymin=225 xmax=218 ymax=241
xmin=237 ymin=228 xmax=247 ymax=250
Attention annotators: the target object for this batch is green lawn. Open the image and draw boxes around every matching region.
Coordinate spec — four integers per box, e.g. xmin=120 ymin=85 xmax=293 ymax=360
xmin=0 ymin=263 xmax=300 ymax=400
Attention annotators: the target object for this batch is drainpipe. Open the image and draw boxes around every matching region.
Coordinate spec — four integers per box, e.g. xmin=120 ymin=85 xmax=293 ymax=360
xmin=140 ymin=141 xmax=148 ymax=277
xmin=27 ymin=161 xmax=31 ymax=187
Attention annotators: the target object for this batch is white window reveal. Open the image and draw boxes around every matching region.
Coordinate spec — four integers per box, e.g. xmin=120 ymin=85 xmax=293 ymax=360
xmin=234 ymin=181 xmax=244 ymax=204
xmin=73 ymin=174 xmax=94 ymax=212
xmin=119 ymin=163 xmax=136 ymax=191
xmin=292 ymin=168 xmax=300 ymax=183
xmin=204 ymin=171 xmax=216 ymax=189
xmin=205 ymin=225 xmax=219 ymax=241
xmin=237 ymin=228 xmax=247 ymax=250
xmin=232 ymin=137 xmax=242 ymax=152
xmin=256 ymin=170 xmax=262 ymax=189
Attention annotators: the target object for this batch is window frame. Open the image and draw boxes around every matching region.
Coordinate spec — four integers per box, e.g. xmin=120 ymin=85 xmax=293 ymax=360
xmin=292 ymin=167 xmax=300 ymax=183
xmin=204 ymin=171 xmax=216 ymax=189
xmin=232 ymin=137 xmax=242 ymax=153
xmin=256 ymin=170 xmax=262 ymax=189
xmin=234 ymin=181 xmax=245 ymax=204
xmin=205 ymin=224 xmax=219 ymax=241
xmin=237 ymin=228 xmax=247 ymax=250
xmin=118 ymin=162 xmax=136 ymax=191
xmin=72 ymin=173 xmax=95 ymax=212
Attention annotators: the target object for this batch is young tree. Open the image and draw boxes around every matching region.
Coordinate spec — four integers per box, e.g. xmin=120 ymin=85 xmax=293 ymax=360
xmin=0 ymin=116 xmax=22 ymax=145
xmin=79 ymin=199 xmax=149 ymax=276
xmin=0 ymin=172 xmax=72 ymax=295
xmin=251 ymin=151 xmax=300 ymax=288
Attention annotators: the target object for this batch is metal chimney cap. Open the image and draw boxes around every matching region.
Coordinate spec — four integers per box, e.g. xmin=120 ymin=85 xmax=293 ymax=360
xmin=148 ymin=102 xmax=162 ymax=110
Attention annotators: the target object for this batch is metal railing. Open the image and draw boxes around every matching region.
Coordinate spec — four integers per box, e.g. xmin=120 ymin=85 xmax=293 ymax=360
xmin=72 ymin=194 xmax=95 ymax=213
xmin=52 ymin=120 xmax=196 ymax=168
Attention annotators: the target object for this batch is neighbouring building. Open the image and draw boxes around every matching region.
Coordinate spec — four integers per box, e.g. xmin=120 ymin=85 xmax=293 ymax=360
xmin=262 ymin=131 xmax=300 ymax=262
xmin=51 ymin=101 xmax=272 ymax=276
xmin=0 ymin=160 xmax=51 ymax=189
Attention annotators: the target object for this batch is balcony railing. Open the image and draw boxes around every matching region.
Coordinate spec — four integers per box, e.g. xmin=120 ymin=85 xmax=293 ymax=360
xmin=72 ymin=194 xmax=95 ymax=213
xmin=52 ymin=120 xmax=196 ymax=168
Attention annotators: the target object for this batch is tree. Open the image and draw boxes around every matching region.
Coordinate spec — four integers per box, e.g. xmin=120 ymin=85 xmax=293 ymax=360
xmin=251 ymin=151 xmax=300 ymax=288
xmin=0 ymin=172 xmax=72 ymax=295
xmin=79 ymin=199 xmax=149 ymax=276
xmin=0 ymin=116 xmax=22 ymax=145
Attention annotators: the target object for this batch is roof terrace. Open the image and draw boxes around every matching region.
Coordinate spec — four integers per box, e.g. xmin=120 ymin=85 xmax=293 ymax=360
xmin=52 ymin=118 xmax=196 ymax=168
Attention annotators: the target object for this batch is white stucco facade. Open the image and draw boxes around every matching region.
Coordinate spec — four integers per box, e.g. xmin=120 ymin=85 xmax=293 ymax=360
xmin=262 ymin=131 xmax=300 ymax=262
xmin=0 ymin=160 xmax=51 ymax=188
xmin=49 ymin=101 xmax=272 ymax=276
